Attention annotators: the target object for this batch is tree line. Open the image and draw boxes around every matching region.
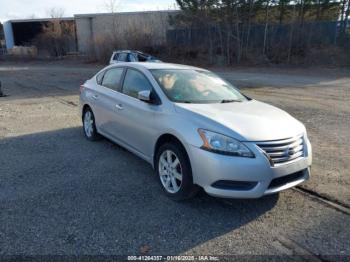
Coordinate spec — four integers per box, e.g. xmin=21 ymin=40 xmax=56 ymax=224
xmin=168 ymin=0 xmax=349 ymax=65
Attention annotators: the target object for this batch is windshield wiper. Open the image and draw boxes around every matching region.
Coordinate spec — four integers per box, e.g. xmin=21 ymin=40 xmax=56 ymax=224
xmin=221 ymin=99 xmax=242 ymax=103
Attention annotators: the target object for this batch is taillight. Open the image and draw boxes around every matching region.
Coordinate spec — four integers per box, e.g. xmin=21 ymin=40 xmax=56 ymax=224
xmin=80 ymin=85 xmax=85 ymax=93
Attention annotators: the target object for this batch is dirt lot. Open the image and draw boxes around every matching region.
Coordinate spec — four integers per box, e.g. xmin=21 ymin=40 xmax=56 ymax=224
xmin=0 ymin=60 xmax=349 ymax=257
xmin=219 ymin=67 xmax=350 ymax=207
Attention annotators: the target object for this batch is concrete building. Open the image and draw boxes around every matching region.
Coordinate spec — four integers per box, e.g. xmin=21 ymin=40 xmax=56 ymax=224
xmin=74 ymin=10 xmax=178 ymax=54
xmin=2 ymin=10 xmax=178 ymax=55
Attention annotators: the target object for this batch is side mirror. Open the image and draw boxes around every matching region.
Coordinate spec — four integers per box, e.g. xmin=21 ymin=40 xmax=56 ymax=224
xmin=138 ymin=90 xmax=151 ymax=103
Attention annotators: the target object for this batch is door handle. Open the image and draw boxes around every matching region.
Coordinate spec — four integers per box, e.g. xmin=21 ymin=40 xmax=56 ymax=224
xmin=115 ymin=104 xmax=124 ymax=110
xmin=92 ymin=95 xmax=99 ymax=100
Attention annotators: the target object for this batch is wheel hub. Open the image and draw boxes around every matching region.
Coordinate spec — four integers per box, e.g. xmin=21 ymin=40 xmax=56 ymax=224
xmin=158 ymin=150 xmax=183 ymax=194
xmin=84 ymin=111 xmax=94 ymax=137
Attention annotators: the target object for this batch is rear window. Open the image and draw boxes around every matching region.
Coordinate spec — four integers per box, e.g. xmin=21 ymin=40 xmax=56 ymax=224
xmin=96 ymin=71 xmax=105 ymax=85
xmin=101 ymin=68 xmax=124 ymax=92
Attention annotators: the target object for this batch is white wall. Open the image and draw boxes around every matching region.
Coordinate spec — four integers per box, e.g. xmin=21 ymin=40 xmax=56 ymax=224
xmin=3 ymin=21 xmax=14 ymax=49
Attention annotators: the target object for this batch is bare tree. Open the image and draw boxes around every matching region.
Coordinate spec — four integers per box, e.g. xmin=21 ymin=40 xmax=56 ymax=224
xmin=262 ymin=0 xmax=270 ymax=56
xmin=46 ymin=7 xmax=65 ymax=18
xmin=37 ymin=20 xmax=75 ymax=56
xmin=91 ymin=0 xmax=123 ymax=62
xmin=287 ymin=3 xmax=297 ymax=63
xmin=104 ymin=0 xmax=120 ymax=13
xmin=27 ymin=14 xmax=37 ymax=19
xmin=340 ymin=0 xmax=350 ymax=34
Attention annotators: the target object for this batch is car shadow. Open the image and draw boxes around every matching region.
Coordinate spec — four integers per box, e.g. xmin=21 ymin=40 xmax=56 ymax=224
xmin=0 ymin=127 xmax=279 ymax=255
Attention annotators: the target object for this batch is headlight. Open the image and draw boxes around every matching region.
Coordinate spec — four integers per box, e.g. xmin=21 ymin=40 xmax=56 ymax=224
xmin=198 ymin=129 xmax=254 ymax=158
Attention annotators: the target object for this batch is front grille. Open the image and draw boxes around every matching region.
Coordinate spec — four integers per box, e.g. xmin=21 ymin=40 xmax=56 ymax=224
xmin=268 ymin=171 xmax=305 ymax=189
xmin=257 ymin=135 xmax=304 ymax=166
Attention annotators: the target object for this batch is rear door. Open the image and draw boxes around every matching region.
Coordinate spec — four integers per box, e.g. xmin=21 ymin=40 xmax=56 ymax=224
xmin=92 ymin=67 xmax=126 ymax=139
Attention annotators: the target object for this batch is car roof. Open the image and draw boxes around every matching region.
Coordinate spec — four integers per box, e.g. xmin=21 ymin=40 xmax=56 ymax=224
xmin=113 ymin=50 xmax=151 ymax=56
xmin=109 ymin=62 xmax=207 ymax=71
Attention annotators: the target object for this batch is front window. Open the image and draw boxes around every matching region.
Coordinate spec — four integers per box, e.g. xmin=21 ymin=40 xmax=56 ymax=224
xmin=122 ymin=69 xmax=153 ymax=98
xmin=151 ymin=69 xmax=247 ymax=103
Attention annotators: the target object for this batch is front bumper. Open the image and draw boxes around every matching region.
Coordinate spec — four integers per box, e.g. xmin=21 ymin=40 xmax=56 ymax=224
xmin=187 ymin=137 xmax=312 ymax=199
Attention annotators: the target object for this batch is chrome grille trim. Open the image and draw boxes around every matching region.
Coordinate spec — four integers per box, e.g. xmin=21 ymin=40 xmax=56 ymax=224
xmin=257 ymin=135 xmax=304 ymax=166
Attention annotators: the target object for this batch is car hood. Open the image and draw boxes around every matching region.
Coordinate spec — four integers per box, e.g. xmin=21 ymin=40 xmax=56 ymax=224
xmin=174 ymin=100 xmax=305 ymax=141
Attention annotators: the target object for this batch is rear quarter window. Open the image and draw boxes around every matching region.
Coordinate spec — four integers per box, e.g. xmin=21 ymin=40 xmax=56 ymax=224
xmin=96 ymin=71 xmax=105 ymax=85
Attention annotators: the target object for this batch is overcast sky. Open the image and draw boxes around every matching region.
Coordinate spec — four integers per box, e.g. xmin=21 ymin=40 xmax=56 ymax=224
xmin=0 ymin=0 xmax=178 ymax=22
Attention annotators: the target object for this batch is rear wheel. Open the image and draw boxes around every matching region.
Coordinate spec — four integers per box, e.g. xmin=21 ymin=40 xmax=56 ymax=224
xmin=156 ymin=142 xmax=199 ymax=200
xmin=83 ymin=107 xmax=100 ymax=141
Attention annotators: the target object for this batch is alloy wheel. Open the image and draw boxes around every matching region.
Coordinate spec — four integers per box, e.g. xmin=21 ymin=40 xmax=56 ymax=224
xmin=158 ymin=150 xmax=183 ymax=193
xmin=84 ymin=111 xmax=94 ymax=138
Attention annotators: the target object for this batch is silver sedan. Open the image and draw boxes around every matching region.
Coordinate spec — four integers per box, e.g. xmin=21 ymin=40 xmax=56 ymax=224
xmin=80 ymin=62 xmax=312 ymax=200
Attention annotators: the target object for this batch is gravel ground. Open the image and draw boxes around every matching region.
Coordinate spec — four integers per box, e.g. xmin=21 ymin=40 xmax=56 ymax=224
xmin=217 ymin=68 xmax=350 ymax=207
xmin=0 ymin=61 xmax=349 ymax=257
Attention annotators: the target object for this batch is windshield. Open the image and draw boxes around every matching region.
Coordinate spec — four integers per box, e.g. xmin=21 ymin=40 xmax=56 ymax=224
xmin=151 ymin=69 xmax=247 ymax=103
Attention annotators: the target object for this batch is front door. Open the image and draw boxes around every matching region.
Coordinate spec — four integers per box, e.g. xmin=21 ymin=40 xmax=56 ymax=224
xmin=114 ymin=68 xmax=161 ymax=158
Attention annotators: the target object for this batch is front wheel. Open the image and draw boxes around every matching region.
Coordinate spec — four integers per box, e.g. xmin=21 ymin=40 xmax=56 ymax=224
xmin=156 ymin=142 xmax=199 ymax=201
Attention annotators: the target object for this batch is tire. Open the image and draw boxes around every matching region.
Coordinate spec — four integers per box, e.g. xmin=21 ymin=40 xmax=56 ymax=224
xmin=156 ymin=142 xmax=199 ymax=201
xmin=82 ymin=107 xmax=101 ymax=141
